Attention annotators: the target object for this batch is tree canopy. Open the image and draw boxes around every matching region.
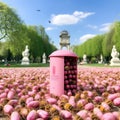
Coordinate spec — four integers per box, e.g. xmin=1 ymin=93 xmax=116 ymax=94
xmin=0 ymin=2 xmax=22 ymax=40
xmin=0 ymin=2 xmax=57 ymax=62
xmin=73 ymin=21 xmax=120 ymax=62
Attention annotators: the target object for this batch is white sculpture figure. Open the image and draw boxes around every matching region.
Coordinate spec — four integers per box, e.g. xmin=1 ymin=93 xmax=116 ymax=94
xmin=82 ymin=54 xmax=87 ymax=64
xmin=21 ymin=45 xmax=30 ymax=65
xmin=98 ymin=54 xmax=103 ymax=64
xmin=42 ymin=53 xmax=46 ymax=63
xmin=111 ymin=45 xmax=119 ymax=58
xmin=110 ymin=45 xmax=120 ymax=66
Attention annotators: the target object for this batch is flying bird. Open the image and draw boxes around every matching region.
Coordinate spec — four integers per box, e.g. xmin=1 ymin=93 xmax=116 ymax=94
xmin=36 ymin=10 xmax=40 ymax=12
xmin=48 ymin=20 xmax=51 ymax=23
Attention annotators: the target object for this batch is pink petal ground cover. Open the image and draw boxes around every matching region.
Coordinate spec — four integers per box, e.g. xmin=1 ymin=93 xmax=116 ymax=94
xmin=0 ymin=67 xmax=120 ymax=120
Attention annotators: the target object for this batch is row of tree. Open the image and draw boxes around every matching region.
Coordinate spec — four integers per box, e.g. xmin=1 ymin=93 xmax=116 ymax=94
xmin=0 ymin=2 xmax=57 ymax=63
xmin=73 ymin=21 xmax=120 ymax=63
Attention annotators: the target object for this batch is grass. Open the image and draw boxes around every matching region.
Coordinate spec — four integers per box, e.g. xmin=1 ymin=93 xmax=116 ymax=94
xmin=1 ymin=62 xmax=120 ymax=68
xmin=0 ymin=63 xmax=49 ymax=68
xmin=83 ymin=63 xmax=108 ymax=67
xmin=79 ymin=63 xmax=120 ymax=67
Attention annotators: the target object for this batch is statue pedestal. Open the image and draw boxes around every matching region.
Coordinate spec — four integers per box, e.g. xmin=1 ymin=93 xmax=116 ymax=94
xmin=110 ymin=58 xmax=120 ymax=66
xmin=42 ymin=53 xmax=46 ymax=63
xmin=82 ymin=61 xmax=87 ymax=64
xmin=21 ymin=57 xmax=29 ymax=65
xmin=21 ymin=45 xmax=30 ymax=65
xmin=110 ymin=45 xmax=120 ymax=66
xmin=82 ymin=54 xmax=87 ymax=64
xmin=42 ymin=59 xmax=46 ymax=63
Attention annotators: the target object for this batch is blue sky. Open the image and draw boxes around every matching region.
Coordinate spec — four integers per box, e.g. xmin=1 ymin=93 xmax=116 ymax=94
xmin=1 ymin=0 xmax=120 ymax=48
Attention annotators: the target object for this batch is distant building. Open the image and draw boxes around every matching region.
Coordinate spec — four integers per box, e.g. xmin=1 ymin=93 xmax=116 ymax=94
xmin=59 ymin=30 xmax=70 ymax=50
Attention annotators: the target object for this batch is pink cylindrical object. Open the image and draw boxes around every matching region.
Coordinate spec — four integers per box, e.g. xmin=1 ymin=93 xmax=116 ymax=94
xmin=50 ymin=57 xmax=64 ymax=96
xmin=49 ymin=50 xmax=77 ymax=96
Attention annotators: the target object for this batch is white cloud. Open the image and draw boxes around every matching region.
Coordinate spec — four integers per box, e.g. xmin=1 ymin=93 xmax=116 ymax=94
xmin=99 ymin=23 xmax=112 ymax=32
xmin=87 ymin=24 xmax=98 ymax=29
xmin=51 ymin=11 xmax=95 ymax=25
xmin=45 ymin=27 xmax=54 ymax=31
xmin=80 ymin=34 xmax=96 ymax=42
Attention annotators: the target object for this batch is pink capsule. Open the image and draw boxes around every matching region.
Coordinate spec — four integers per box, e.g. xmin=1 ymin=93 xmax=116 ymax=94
xmin=7 ymin=90 xmax=15 ymax=99
xmin=34 ymin=94 xmax=40 ymax=100
xmin=8 ymin=99 xmax=18 ymax=107
xmin=112 ymin=111 xmax=120 ymax=120
xmin=102 ymin=113 xmax=116 ymax=120
xmin=108 ymin=93 xmax=119 ymax=101
xmin=84 ymin=103 xmax=94 ymax=111
xmin=27 ymin=110 xmax=38 ymax=120
xmin=113 ymin=97 xmax=120 ymax=106
xmin=69 ymin=96 xmax=76 ymax=107
xmin=60 ymin=110 xmax=72 ymax=119
xmin=27 ymin=101 xmax=39 ymax=109
xmin=77 ymin=99 xmax=87 ymax=106
xmin=101 ymin=102 xmax=110 ymax=111
xmin=65 ymin=80 xmax=69 ymax=84
xmin=64 ymin=71 xmax=68 ymax=74
xmin=26 ymin=97 xmax=34 ymax=104
xmin=11 ymin=111 xmax=20 ymax=120
xmin=93 ymin=107 xmax=103 ymax=119
xmin=77 ymin=110 xmax=88 ymax=119
xmin=0 ymin=92 xmax=7 ymax=99
xmin=37 ymin=109 xmax=49 ymax=119
xmin=67 ymin=91 xmax=72 ymax=96
xmin=94 ymin=96 xmax=103 ymax=102
xmin=64 ymin=75 xmax=67 ymax=79
xmin=52 ymin=104 xmax=61 ymax=111
xmin=69 ymin=75 xmax=72 ymax=78
xmin=47 ymin=97 xmax=57 ymax=104
xmin=3 ymin=104 xmax=14 ymax=115
xmin=66 ymin=85 xmax=70 ymax=89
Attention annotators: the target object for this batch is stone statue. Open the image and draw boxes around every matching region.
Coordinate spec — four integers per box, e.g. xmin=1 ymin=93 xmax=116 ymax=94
xmin=82 ymin=54 xmax=87 ymax=64
xmin=98 ymin=54 xmax=103 ymax=64
xmin=83 ymin=54 xmax=87 ymax=61
xmin=111 ymin=45 xmax=119 ymax=58
xmin=21 ymin=45 xmax=30 ymax=65
xmin=42 ymin=53 xmax=46 ymax=63
xmin=110 ymin=45 xmax=120 ymax=66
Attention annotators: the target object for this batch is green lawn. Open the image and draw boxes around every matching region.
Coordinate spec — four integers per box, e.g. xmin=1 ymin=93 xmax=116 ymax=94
xmin=79 ymin=63 xmax=120 ymax=67
xmin=83 ymin=63 xmax=108 ymax=67
xmin=0 ymin=63 xmax=49 ymax=68
xmin=1 ymin=62 xmax=120 ymax=68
